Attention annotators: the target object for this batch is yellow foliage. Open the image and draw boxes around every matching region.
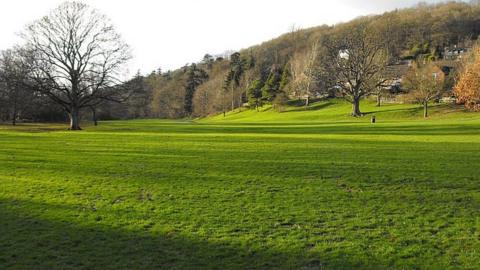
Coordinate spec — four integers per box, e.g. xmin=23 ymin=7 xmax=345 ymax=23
xmin=454 ymin=47 xmax=480 ymax=111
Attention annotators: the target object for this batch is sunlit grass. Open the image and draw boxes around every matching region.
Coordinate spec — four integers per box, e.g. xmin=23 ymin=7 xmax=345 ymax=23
xmin=1 ymin=100 xmax=479 ymax=269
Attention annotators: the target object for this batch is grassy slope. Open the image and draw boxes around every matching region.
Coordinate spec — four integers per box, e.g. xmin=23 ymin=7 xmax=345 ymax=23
xmin=207 ymin=99 xmax=479 ymax=122
xmin=1 ymin=100 xmax=480 ymax=269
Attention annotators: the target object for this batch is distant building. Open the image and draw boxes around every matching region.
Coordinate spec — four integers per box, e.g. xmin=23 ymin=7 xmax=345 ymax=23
xmin=383 ymin=59 xmax=456 ymax=93
xmin=383 ymin=61 xmax=412 ymax=93
xmin=444 ymin=46 xmax=468 ymax=60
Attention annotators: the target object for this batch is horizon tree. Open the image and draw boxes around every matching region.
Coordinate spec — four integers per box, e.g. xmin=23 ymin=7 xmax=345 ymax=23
xmin=0 ymin=48 xmax=35 ymax=125
xmin=225 ymin=52 xmax=245 ymax=111
xmin=126 ymin=71 xmax=152 ymax=119
xmin=404 ymin=62 xmax=445 ymax=118
xmin=366 ymin=69 xmax=390 ymax=107
xmin=291 ymin=41 xmax=319 ymax=108
xmin=261 ymin=68 xmax=281 ymax=102
xmin=184 ymin=63 xmax=208 ymax=116
xmin=454 ymin=45 xmax=480 ymax=111
xmin=247 ymin=79 xmax=263 ymax=111
xmin=22 ymin=1 xmax=131 ymax=130
xmin=321 ymin=23 xmax=390 ymax=116
xmin=279 ymin=62 xmax=291 ymax=92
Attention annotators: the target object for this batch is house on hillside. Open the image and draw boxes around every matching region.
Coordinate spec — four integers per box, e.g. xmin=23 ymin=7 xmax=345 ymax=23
xmin=379 ymin=59 xmax=458 ymax=103
xmin=383 ymin=60 xmax=412 ymax=93
xmin=444 ymin=46 xmax=468 ymax=60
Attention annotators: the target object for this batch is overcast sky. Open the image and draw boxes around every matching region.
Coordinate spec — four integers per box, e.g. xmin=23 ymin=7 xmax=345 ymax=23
xmin=0 ymin=0 xmax=453 ymax=75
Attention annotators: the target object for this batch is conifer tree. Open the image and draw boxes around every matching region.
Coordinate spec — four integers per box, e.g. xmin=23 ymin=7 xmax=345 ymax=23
xmin=247 ymin=79 xmax=263 ymax=111
xmin=279 ymin=63 xmax=291 ymax=91
xmin=261 ymin=70 xmax=281 ymax=102
xmin=184 ymin=64 xmax=208 ymax=116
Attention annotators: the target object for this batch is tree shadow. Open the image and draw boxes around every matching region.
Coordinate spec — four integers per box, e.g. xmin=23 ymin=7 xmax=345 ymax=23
xmin=0 ymin=198 xmax=390 ymax=270
xmin=362 ymin=107 xmax=421 ymax=116
xmin=73 ymin=121 xmax=480 ymax=136
xmin=286 ymin=102 xmax=336 ymax=113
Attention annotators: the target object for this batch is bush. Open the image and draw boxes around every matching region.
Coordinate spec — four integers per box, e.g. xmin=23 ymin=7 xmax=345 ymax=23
xmin=272 ymin=92 xmax=289 ymax=112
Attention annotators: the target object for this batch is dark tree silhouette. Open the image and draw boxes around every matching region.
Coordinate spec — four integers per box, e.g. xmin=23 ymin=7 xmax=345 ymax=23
xmin=22 ymin=1 xmax=131 ymax=130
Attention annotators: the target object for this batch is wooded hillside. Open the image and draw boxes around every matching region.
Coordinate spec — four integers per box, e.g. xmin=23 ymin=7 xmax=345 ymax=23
xmin=3 ymin=1 xmax=480 ymax=122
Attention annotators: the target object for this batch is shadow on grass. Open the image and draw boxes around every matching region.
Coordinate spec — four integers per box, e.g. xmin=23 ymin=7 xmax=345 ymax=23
xmin=0 ymin=123 xmax=70 ymax=133
xmin=286 ymin=102 xmax=335 ymax=113
xmin=98 ymin=122 xmax=480 ymax=136
xmin=286 ymin=98 xmax=327 ymax=107
xmin=363 ymin=104 xmax=467 ymax=118
xmin=362 ymin=107 xmax=418 ymax=116
xmin=6 ymin=119 xmax=480 ymax=138
xmin=0 ymin=198 xmax=389 ymax=270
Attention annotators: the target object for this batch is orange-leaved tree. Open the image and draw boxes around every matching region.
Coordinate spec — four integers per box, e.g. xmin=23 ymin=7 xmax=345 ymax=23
xmin=454 ymin=46 xmax=480 ymax=111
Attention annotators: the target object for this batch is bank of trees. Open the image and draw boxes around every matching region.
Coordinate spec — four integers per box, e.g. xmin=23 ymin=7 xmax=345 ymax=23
xmin=142 ymin=1 xmax=480 ymax=119
xmin=2 ymin=1 xmax=480 ymax=127
xmin=0 ymin=48 xmax=34 ymax=125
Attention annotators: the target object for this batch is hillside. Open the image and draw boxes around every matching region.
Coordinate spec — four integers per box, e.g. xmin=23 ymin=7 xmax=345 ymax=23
xmin=203 ymin=99 xmax=478 ymax=123
xmin=96 ymin=1 xmax=480 ymax=121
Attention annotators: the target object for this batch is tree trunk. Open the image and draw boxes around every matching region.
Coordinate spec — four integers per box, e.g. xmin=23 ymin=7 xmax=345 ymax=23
xmin=91 ymin=107 xmax=98 ymax=126
xmin=203 ymin=91 xmax=208 ymax=115
xmin=68 ymin=106 xmax=82 ymax=130
xmin=12 ymin=92 xmax=17 ymax=126
xmin=376 ymin=94 xmax=381 ymax=107
xmin=11 ymin=106 xmax=17 ymax=126
xmin=305 ymin=95 xmax=310 ymax=109
xmin=238 ymin=94 xmax=243 ymax=112
xmin=231 ymin=85 xmax=235 ymax=112
xmin=222 ymin=91 xmax=226 ymax=117
xmin=423 ymin=102 xmax=428 ymax=118
xmin=352 ymin=98 xmax=362 ymax=117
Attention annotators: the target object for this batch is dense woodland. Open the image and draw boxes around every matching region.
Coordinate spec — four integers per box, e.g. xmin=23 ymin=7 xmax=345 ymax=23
xmin=2 ymin=1 xmax=480 ymax=125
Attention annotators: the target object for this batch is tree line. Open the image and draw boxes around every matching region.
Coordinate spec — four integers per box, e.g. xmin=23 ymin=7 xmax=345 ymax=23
xmin=112 ymin=1 xmax=480 ymax=119
xmin=2 ymin=1 xmax=480 ymax=129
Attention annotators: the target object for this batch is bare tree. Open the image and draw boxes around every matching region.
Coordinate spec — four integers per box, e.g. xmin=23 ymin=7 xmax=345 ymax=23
xmin=371 ymin=86 xmax=387 ymax=107
xmin=0 ymin=48 xmax=35 ymax=125
xmin=321 ymin=23 xmax=390 ymax=117
xmin=404 ymin=62 xmax=445 ymax=118
xmin=22 ymin=1 xmax=131 ymax=130
xmin=365 ymin=70 xmax=390 ymax=107
xmin=290 ymin=41 xmax=319 ymax=108
xmin=288 ymin=24 xmax=303 ymax=53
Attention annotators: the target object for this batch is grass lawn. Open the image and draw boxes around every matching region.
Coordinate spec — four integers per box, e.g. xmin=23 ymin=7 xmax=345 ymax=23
xmin=1 ymin=100 xmax=480 ymax=269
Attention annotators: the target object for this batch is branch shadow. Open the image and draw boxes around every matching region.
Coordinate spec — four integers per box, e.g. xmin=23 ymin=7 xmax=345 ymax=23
xmin=0 ymin=198 xmax=390 ymax=270
xmin=286 ymin=102 xmax=335 ymax=113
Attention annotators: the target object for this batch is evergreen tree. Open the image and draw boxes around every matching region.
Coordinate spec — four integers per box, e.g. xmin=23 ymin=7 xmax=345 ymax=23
xmin=279 ymin=63 xmax=291 ymax=91
xmin=202 ymin=54 xmax=214 ymax=69
xmin=225 ymin=52 xmax=245 ymax=111
xmin=247 ymin=79 xmax=263 ymax=111
xmin=261 ymin=70 xmax=281 ymax=102
xmin=184 ymin=64 xmax=208 ymax=116
xmin=243 ymin=51 xmax=256 ymax=70
xmin=126 ymin=71 xmax=151 ymax=119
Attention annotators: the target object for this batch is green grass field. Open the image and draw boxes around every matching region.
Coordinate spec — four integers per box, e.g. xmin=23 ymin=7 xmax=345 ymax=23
xmin=1 ymin=100 xmax=480 ymax=269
